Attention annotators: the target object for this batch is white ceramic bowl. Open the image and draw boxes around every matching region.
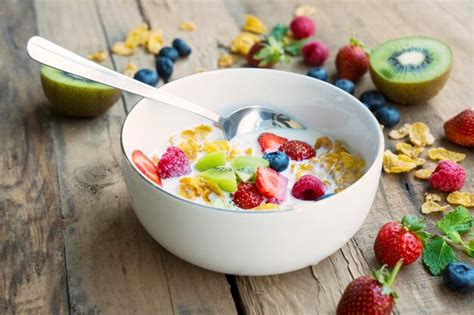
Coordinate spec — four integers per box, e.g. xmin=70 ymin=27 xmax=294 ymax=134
xmin=121 ymin=69 xmax=384 ymax=276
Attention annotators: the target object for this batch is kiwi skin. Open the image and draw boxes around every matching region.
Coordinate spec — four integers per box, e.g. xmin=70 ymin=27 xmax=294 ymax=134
xmin=40 ymin=66 xmax=122 ymax=117
xmin=370 ymin=63 xmax=452 ymax=105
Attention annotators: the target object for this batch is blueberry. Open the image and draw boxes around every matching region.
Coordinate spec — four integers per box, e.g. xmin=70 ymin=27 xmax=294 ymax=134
xmin=317 ymin=193 xmax=335 ymax=201
xmin=158 ymin=47 xmax=179 ymax=62
xmin=443 ymin=262 xmax=474 ymax=293
xmin=307 ymin=67 xmax=328 ymax=81
xmin=360 ymin=90 xmax=386 ymax=112
xmin=133 ymin=69 xmax=159 ymax=87
xmin=155 ymin=57 xmax=173 ymax=82
xmin=335 ymin=79 xmax=355 ymax=95
xmin=374 ymin=106 xmax=401 ymax=128
xmin=263 ymin=151 xmax=289 ymax=172
xmin=172 ymin=38 xmax=192 ymax=57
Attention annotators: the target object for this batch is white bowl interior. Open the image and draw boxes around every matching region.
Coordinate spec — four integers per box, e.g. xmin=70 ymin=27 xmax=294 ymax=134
xmin=122 ymin=69 xmax=382 ymax=198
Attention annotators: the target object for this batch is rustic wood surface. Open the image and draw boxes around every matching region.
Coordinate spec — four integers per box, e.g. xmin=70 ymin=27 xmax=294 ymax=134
xmin=0 ymin=0 xmax=472 ymax=314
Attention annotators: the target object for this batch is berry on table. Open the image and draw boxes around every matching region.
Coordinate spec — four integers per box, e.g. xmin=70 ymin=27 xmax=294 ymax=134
xmin=263 ymin=151 xmax=290 ymax=172
xmin=428 ymin=160 xmax=466 ymax=192
xmin=233 ymin=183 xmax=264 ymax=209
xmin=307 ymin=67 xmax=328 ymax=81
xmin=256 ymin=167 xmax=288 ymax=202
xmin=172 ymin=38 xmax=192 ymax=57
xmin=336 ymin=262 xmax=402 ymax=315
xmin=374 ymin=215 xmax=425 ymax=267
xmin=374 ymin=107 xmax=400 ymax=128
xmin=291 ymin=175 xmax=326 ymax=201
xmin=131 ymin=150 xmax=162 ymax=186
xmin=257 ymin=132 xmax=288 ymax=153
xmin=334 ymin=79 xmax=355 ymax=95
xmin=158 ymin=46 xmax=179 ymax=62
xmin=156 ymin=57 xmax=174 ymax=82
xmin=156 ymin=146 xmax=191 ymax=179
xmin=301 ymin=41 xmax=329 ymax=66
xmin=289 ymin=16 xmax=316 ymax=39
xmin=360 ymin=90 xmax=386 ymax=112
xmin=335 ymin=37 xmax=369 ymax=82
xmin=279 ymin=140 xmax=315 ymax=161
xmin=133 ymin=69 xmax=159 ymax=86
xmin=442 ymin=262 xmax=474 ymax=293
xmin=444 ymin=108 xmax=474 ymax=148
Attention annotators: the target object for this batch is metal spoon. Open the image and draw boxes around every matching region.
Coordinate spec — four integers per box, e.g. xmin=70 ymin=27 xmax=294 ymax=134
xmin=26 ymin=36 xmax=305 ymax=140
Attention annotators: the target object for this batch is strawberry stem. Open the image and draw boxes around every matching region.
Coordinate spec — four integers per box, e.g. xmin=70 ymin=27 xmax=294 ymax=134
xmin=386 ymin=260 xmax=403 ymax=287
xmin=349 ymin=36 xmax=371 ymax=55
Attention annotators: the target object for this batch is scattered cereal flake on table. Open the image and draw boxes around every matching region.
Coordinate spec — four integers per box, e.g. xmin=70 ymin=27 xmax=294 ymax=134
xmin=87 ymin=50 xmax=107 ymax=63
xmin=147 ymin=30 xmax=165 ymax=54
xmin=446 ymin=191 xmax=474 ymax=207
xmin=414 ymin=157 xmax=426 ymax=167
xmin=204 ymin=140 xmax=231 ymax=153
xmin=125 ymin=23 xmax=150 ymax=49
xmin=218 ymin=53 xmax=238 ymax=68
xmin=383 ymin=150 xmax=418 ymax=173
xmin=425 ymin=193 xmax=442 ymax=202
xmin=396 ymin=142 xmax=424 ymax=158
xmin=427 ymin=147 xmax=466 ymax=163
xmin=252 ymin=203 xmax=279 ymax=210
xmin=414 ymin=168 xmax=434 ymax=180
xmin=421 ymin=200 xmax=450 ymax=214
xmin=112 ymin=42 xmax=135 ymax=56
xmin=294 ymin=4 xmax=316 ymax=16
xmin=123 ymin=63 xmax=137 ymax=77
xmin=230 ymin=32 xmax=260 ymax=56
xmin=243 ymin=15 xmax=266 ymax=34
xmin=179 ymin=21 xmax=197 ymax=31
xmin=409 ymin=122 xmax=435 ymax=147
xmin=389 ymin=123 xmax=412 ymax=140
xmin=315 ymin=136 xmax=333 ymax=151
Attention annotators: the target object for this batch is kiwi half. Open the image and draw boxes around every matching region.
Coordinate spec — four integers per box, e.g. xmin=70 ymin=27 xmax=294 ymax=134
xmin=369 ymin=37 xmax=452 ymax=105
xmin=40 ymin=66 xmax=121 ymax=117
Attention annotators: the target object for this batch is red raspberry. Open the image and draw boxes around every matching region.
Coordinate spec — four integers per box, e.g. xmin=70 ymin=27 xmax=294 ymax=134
xmin=279 ymin=140 xmax=315 ymax=161
xmin=302 ymin=41 xmax=329 ymax=66
xmin=428 ymin=160 xmax=466 ymax=192
xmin=289 ymin=16 xmax=316 ymax=39
xmin=233 ymin=183 xmax=264 ymax=209
xmin=291 ymin=175 xmax=326 ymax=200
xmin=156 ymin=146 xmax=191 ymax=179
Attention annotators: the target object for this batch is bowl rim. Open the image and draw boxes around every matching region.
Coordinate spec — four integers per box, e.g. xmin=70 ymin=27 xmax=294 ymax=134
xmin=120 ymin=68 xmax=385 ymax=214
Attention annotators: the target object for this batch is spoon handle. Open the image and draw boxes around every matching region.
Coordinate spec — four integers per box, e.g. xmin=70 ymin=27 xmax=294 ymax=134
xmin=26 ymin=36 xmax=222 ymax=123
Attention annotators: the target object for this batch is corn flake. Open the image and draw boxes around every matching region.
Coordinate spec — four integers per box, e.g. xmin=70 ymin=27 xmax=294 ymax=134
xmin=414 ymin=168 xmax=434 ymax=180
xmin=243 ymin=15 xmax=266 ymax=34
xmin=383 ymin=150 xmax=418 ymax=173
xmin=428 ymin=147 xmax=466 ymax=163
xmin=252 ymin=203 xmax=279 ymax=210
xmin=204 ymin=140 xmax=230 ymax=153
xmin=396 ymin=142 xmax=424 ymax=158
xmin=389 ymin=123 xmax=412 ymax=140
xmin=112 ymin=41 xmax=135 ymax=56
xmin=245 ymin=148 xmax=253 ymax=155
xmin=179 ymin=21 xmax=197 ymax=31
xmin=179 ymin=139 xmax=200 ymax=160
xmin=447 ymin=191 xmax=474 ymax=207
xmin=409 ymin=122 xmax=435 ymax=147
xmin=88 ymin=50 xmax=107 ymax=63
xmin=178 ymin=176 xmax=224 ymax=202
xmin=425 ymin=193 xmax=442 ymax=202
xmin=125 ymin=23 xmax=150 ymax=49
xmin=218 ymin=53 xmax=238 ymax=68
xmin=421 ymin=200 xmax=450 ymax=214
xmin=123 ymin=63 xmax=137 ymax=77
xmin=294 ymin=4 xmax=316 ymax=16
xmin=315 ymin=136 xmax=333 ymax=151
xmin=147 ymin=31 xmax=165 ymax=54
xmin=230 ymin=32 xmax=260 ymax=56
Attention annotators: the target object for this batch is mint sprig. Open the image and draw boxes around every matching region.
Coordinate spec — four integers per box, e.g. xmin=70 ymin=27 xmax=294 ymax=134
xmin=422 ymin=237 xmax=457 ymax=275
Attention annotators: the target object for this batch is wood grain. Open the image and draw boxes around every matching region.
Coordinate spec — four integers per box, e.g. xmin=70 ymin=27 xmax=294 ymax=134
xmin=0 ymin=1 xmax=68 ymax=314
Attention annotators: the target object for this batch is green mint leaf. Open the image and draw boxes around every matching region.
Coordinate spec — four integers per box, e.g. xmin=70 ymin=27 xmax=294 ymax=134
xmin=284 ymin=39 xmax=308 ymax=56
xmin=437 ymin=206 xmax=473 ymax=243
xmin=422 ymin=237 xmax=457 ymax=276
xmin=464 ymin=239 xmax=474 ymax=257
xmin=268 ymin=24 xmax=288 ymax=41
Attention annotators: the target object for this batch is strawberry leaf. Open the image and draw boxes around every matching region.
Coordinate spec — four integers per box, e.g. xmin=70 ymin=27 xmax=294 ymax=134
xmin=437 ymin=206 xmax=473 ymax=244
xmin=268 ymin=24 xmax=288 ymax=41
xmin=401 ymin=215 xmax=425 ymax=232
xmin=284 ymin=39 xmax=308 ymax=56
xmin=422 ymin=237 xmax=457 ymax=276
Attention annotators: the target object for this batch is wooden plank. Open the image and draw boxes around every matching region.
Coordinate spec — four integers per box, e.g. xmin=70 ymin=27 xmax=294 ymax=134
xmin=224 ymin=0 xmax=474 ymax=314
xmin=0 ymin=0 xmax=68 ymax=313
xmin=95 ymin=0 xmax=238 ymax=313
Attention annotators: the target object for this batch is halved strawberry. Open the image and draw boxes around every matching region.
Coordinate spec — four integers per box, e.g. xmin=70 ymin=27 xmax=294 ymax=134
xmin=255 ymin=167 xmax=288 ymax=202
xmin=132 ymin=150 xmax=162 ymax=186
xmin=444 ymin=108 xmax=474 ymax=148
xmin=257 ymin=132 xmax=288 ymax=153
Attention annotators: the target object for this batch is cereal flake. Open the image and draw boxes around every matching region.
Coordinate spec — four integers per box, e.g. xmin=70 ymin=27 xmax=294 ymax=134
xmin=179 ymin=21 xmax=197 ymax=31
xmin=294 ymin=4 xmax=316 ymax=16
xmin=389 ymin=123 xmax=412 ymax=140
xmin=230 ymin=32 xmax=260 ymax=56
xmin=427 ymin=147 xmax=466 ymax=163
xmin=243 ymin=15 xmax=266 ymax=34
xmin=383 ymin=150 xmax=418 ymax=173
xmin=414 ymin=168 xmax=434 ymax=180
xmin=409 ymin=122 xmax=435 ymax=147
xmin=446 ymin=191 xmax=474 ymax=207
xmin=396 ymin=142 xmax=424 ymax=158
xmin=87 ymin=50 xmax=108 ymax=63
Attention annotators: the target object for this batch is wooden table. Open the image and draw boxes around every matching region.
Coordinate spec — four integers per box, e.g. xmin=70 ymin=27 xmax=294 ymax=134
xmin=1 ymin=0 xmax=473 ymax=314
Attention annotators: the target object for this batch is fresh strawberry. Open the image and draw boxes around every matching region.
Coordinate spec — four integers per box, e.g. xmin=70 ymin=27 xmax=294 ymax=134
xmin=233 ymin=183 xmax=264 ymax=209
xmin=257 ymin=132 xmax=288 ymax=153
xmin=247 ymin=42 xmax=275 ymax=68
xmin=255 ymin=167 xmax=288 ymax=202
xmin=247 ymin=36 xmax=288 ymax=68
xmin=278 ymin=140 xmax=315 ymax=161
xmin=131 ymin=150 xmax=162 ymax=186
xmin=444 ymin=108 xmax=474 ymax=148
xmin=335 ymin=37 xmax=369 ymax=82
xmin=374 ymin=215 xmax=425 ymax=267
xmin=336 ymin=262 xmax=402 ymax=315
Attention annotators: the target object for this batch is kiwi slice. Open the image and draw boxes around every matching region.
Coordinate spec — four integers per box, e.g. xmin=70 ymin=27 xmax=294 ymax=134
xmin=201 ymin=167 xmax=237 ymax=192
xmin=231 ymin=156 xmax=269 ymax=172
xmin=40 ymin=66 xmax=121 ymax=117
xmin=235 ymin=167 xmax=255 ymax=183
xmin=369 ymin=37 xmax=452 ymax=105
xmin=195 ymin=151 xmax=226 ymax=171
